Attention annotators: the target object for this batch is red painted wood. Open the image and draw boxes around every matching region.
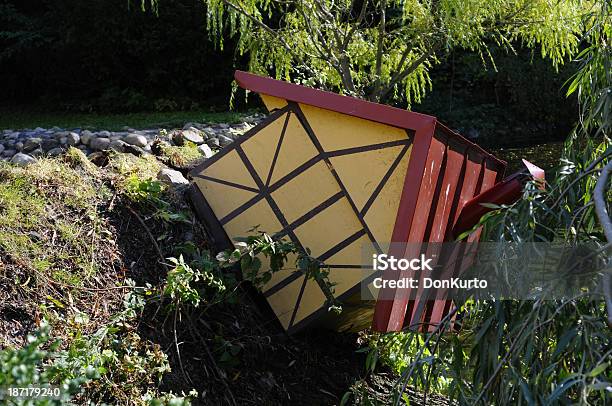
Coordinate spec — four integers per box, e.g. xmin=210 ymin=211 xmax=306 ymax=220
xmin=410 ymin=146 xmax=465 ymax=330
xmin=371 ymin=125 xmax=434 ymax=332
xmin=378 ymin=136 xmax=447 ymax=332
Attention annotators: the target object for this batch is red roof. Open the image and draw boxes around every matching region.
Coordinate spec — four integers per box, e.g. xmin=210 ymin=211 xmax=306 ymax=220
xmin=234 ymin=71 xmax=504 ymax=169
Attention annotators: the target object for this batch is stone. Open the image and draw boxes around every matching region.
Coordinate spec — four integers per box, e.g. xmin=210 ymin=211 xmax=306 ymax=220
xmin=124 ymin=144 xmax=146 ymax=156
xmin=197 ymin=144 xmax=214 ymax=158
xmin=124 ymin=133 xmax=148 ymax=147
xmin=98 ymin=130 xmax=111 ymax=138
xmin=67 ymin=132 xmax=80 ymax=146
xmin=109 ymin=139 xmax=128 ymax=152
xmin=0 ymin=144 xmax=4 ymax=154
xmin=158 ymin=168 xmax=189 ymax=186
xmin=59 ymin=137 xmax=68 ymax=146
xmin=15 ymin=142 xmax=24 ymax=152
xmin=218 ymin=135 xmax=233 ymax=147
xmin=41 ymin=138 xmax=59 ymax=151
xmin=30 ymin=148 xmax=44 ymax=157
xmin=10 ymin=153 xmax=36 ymax=167
xmin=54 ymin=131 xmax=69 ymax=140
xmin=47 ymin=147 xmax=64 ymax=157
xmin=90 ymin=137 xmax=111 ymax=151
xmin=181 ymin=128 xmax=204 ymax=145
xmin=23 ymin=137 xmax=42 ymax=152
xmin=202 ymin=127 xmax=215 ymax=139
xmin=2 ymin=149 xmax=16 ymax=158
xmin=81 ymin=130 xmax=94 ymax=145
xmin=206 ymin=138 xmax=220 ymax=148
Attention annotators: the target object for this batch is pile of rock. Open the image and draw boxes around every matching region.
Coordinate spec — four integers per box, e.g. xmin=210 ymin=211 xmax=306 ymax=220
xmin=0 ymin=114 xmax=263 ymax=167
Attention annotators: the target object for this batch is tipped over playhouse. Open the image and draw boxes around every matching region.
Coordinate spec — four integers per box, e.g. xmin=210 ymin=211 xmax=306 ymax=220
xmin=189 ymin=71 xmax=539 ymax=334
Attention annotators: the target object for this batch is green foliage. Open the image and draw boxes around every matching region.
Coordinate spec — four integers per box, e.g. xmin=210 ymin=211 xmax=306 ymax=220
xmin=164 ymin=255 xmax=229 ymax=308
xmin=0 ymin=285 xmax=194 ymax=406
xmin=0 ymin=157 xmax=111 ymax=282
xmin=371 ymin=4 xmax=612 ymax=404
xmin=0 ymin=109 xmax=246 ymax=132
xmin=419 ymin=46 xmax=578 ymax=147
xmin=217 ymin=231 xmax=342 ymax=312
xmin=0 ymin=0 xmax=235 ymax=111
xmin=196 ymin=0 xmax=591 ymax=104
xmin=122 ymin=174 xmax=190 ymax=223
xmin=0 ymin=324 xmax=89 ymax=405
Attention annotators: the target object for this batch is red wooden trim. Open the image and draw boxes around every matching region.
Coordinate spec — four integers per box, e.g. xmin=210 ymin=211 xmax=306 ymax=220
xmin=435 ymin=122 xmax=506 ymax=172
xmin=451 ymin=175 xmax=524 ymax=239
xmin=371 ymin=124 xmax=435 ymax=332
xmin=236 ymin=70 xmax=435 ymax=132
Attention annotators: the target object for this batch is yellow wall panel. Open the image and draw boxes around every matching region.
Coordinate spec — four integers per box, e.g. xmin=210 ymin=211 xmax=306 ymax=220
xmin=199 ymin=149 xmax=257 ymax=189
xmin=193 ymin=178 xmax=257 ymax=220
xmin=330 ymin=145 xmax=404 ymax=211
xmin=266 ymin=276 xmax=306 ymax=329
xmin=268 ymin=113 xmax=319 ymax=184
xmin=328 ymin=268 xmax=376 ymax=298
xmin=261 ymin=94 xmax=288 ymax=111
xmin=271 ymin=161 xmax=341 ymax=224
xmin=293 ymin=198 xmax=362 ymax=258
xmin=324 ymin=234 xmax=370 ymax=266
xmin=258 ymin=252 xmax=300 ymax=293
xmin=364 ymin=145 xmax=412 ymax=244
xmin=224 ymin=199 xmax=283 ymax=240
xmin=292 ymin=279 xmax=326 ymax=325
xmin=241 ymin=113 xmax=287 ymax=181
xmin=299 ymin=103 xmax=408 ymax=151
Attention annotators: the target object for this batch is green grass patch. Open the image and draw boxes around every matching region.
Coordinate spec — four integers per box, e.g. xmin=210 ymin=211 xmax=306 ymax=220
xmin=0 ymin=109 xmax=249 ymax=131
xmin=0 ymin=152 xmax=111 ymax=283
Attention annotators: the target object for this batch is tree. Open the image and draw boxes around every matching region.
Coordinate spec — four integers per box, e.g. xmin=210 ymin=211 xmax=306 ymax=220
xmin=195 ymin=0 xmax=593 ymax=105
xmin=377 ymin=3 xmax=611 ymax=404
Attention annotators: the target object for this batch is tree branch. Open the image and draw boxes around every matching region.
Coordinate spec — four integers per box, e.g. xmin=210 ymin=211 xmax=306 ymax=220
xmin=377 ymin=45 xmax=437 ymax=102
xmin=373 ymin=0 xmax=387 ymax=94
xmin=593 ymin=159 xmax=612 ymax=327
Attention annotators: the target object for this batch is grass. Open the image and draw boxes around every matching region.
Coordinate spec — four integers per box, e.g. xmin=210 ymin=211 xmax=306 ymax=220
xmin=0 ymin=153 xmax=112 ymax=284
xmin=0 ymin=109 xmax=251 ymax=131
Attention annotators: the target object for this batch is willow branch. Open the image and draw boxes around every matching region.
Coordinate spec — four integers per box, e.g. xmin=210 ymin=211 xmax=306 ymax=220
xmin=593 ymin=159 xmax=612 ymax=327
xmin=220 ymin=0 xmax=317 ymax=76
xmin=374 ymin=0 xmax=387 ymax=91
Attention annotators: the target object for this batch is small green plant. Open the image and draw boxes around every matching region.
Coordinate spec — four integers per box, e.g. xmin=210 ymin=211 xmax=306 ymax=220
xmin=217 ymin=231 xmax=342 ymax=313
xmin=122 ymin=175 xmax=190 ymax=223
xmin=163 ymin=255 xmax=228 ymax=309
xmin=0 ymin=324 xmax=91 ymax=405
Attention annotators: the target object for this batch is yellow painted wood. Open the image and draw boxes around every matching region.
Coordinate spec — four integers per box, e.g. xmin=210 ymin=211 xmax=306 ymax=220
xmin=224 ymin=199 xmax=283 ymax=240
xmin=258 ymin=252 xmax=300 ymax=293
xmin=197 ymin=149 xmax=258 ymax=189
xmin=324 ymin=234 xmax=370 ymax=266
xmin=241 ymin=112 xmax=288 ymax=181
xmin=363 ymin=144 xmax=412 ymax=243
xmin=298 ymin=103 xmax=408 ymax=151
xmin=193 ymin=178 xmax=257 ymax=219
xmin=271 ymin=161 xmax=341 ymax=224
xmin=266 ymin=276 xmax=306 ymax=329
xmin=268 ymin=113 xmax=319 ymax=184
xmin=330 ymin=145 xmax=405 ymax=211
xmin=261 ymin=94 xmax=288 ymax=111
xmin=327 ymin=268 xmax=376 ymax=298
xmin=292 ymin=279 xmax=327 ymax=325
xmin=293 ymin=198 xmax=362 ymax=258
